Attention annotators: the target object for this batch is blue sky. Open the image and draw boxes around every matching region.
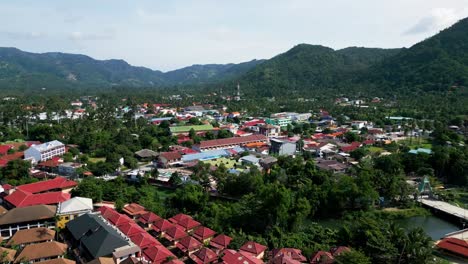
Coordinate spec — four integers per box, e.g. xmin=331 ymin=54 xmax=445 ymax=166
xmin=0 ymin=0 xmax=467 ymax=71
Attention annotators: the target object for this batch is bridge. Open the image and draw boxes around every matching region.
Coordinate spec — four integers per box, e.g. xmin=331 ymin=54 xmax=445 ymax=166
xmin=418 ymin=198 xmax=468 ymax=222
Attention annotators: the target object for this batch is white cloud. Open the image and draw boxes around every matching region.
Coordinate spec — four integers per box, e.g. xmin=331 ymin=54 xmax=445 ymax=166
xmin=405 ymin=8 xmax=467 ymax=35
xmin=68 ymin=30 xmax=115 ymax=41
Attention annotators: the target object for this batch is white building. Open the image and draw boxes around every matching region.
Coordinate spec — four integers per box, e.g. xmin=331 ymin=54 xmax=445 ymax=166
xmin=24 ymin=140 xmax=65 ymax=162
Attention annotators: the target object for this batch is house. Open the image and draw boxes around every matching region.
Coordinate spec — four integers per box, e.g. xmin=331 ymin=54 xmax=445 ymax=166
xmin=209 ymin=234 xmax=232 ymax=253
xmin=58 ymin=162 xmax=83 ymax=178
xmin=175 ymin=236 xmax=203 ymax=255
xmin=195 ymin=135 xmax=268 ymax=152
xmin=7 ymin=227 xmax=55 ymax=248
xmin=168 ymin=213 xmax=191 ymax=224
xmin=175 ymin=217 xmax=201 ymax=232
xmin=240 ymin=241 xmax=267 ymax=259
xmin=134 ymin=149 xmax=158 ymax=161
xmin=0 ymin=205 xmax=56 ymax=238
xmin=129 ymin=232 xmax=160 ymax=250
xmin=189 ymin=248 xmax=218 ymax=264
xmin=4 ymin=189 xmax=71 ymax=208
xmin=152 ymin=219 xmax=174 ymax=236
xmin=24 ymin=140 xmax=65 ymax=163
xmin=315 ymin=159 xmax=349 ymax=174
xmin=86 ymin=257 xmax=115 ymax=264
xmin=137 ymin=212 xmax=162 ymax=229
xmin=158 ymin=152 xmax=182 ymax=168
xmin=162 ymin=226 xmax=188 ymax=244
xmin=192 ymin=226 xmax=216 ymax=243
xmin=259 ymin=156 xmax=278 ymax=171
xmin=107 ymin=213 xmax=133 ymax=227
xmin=16 ymin=176 xmax=77 ymax=194
xmin=258 ymin=124 xmax=281 ymax=138
xmin=122 ymin=203 xmax=146 ymax=219
xmin=330 ymin=246 xmax=350 ymax=257
xmin=142 ymin=245 xmax=176 ymax=264
xmin=270 ymin=139 xmax=296 ymax=156
xmin=118 ymin=222 xmax=146 ymax=237
xmin=66 ymin=213 xmax=139 ymax=263
xmin=239 ymin=155 xmax=261 ymax=167
xmin=37 ymin=259 xmax=75 ymax=264
xmin=222 ymin=249 xmax=263 ymax=264
xmin=56 ymin=197 xmax=93 ymax=229
xmin=309 ymin=251 xmax=334 ymax=264
xmin=15 ymin=241 xmax=68 ymax=263
xmin=270 ymin=248 xmax=307 ymax=263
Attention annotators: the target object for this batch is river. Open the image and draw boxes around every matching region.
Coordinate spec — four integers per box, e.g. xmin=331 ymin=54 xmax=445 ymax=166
xmin=396 ymin=215 xmax=460 ymax=240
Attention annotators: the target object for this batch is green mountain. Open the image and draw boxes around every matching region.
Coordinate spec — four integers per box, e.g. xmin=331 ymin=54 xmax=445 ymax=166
xmin=0 ymin=48 xmax=263 ymax=90
xmin=238 ymin=45 xmax=401 ymax=96
xmin=364 ymin=17 xmax=468 ymax=92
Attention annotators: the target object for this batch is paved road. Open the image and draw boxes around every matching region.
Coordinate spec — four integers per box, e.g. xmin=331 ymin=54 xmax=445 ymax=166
xmin=419 ymin=198 xmax=468 ymax=220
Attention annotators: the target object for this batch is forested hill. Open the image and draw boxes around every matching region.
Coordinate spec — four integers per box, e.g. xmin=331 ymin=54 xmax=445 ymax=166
xmin=0 ymin=48 xmax=263 ymax=90
xmin=237 ymin=45 xmax=401 ymax=96
xmin=363 ymin=17 xmax=468 ymax=93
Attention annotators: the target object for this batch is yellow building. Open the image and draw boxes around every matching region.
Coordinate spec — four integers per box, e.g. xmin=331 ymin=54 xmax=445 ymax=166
xmin=56 ymin=197 xmax=93 ymax=229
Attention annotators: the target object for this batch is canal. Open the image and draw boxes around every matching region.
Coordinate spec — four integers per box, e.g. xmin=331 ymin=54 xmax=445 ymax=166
xmin=396 ymin=215 xmax=461 ymax=240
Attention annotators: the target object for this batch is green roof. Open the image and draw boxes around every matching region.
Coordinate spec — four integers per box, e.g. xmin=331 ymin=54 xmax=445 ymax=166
xmin=169 ymin=124 xmax=214 ymax=133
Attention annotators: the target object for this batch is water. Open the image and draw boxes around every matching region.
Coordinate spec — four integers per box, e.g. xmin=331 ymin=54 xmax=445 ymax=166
xmin=397 ymin=216 xmax=460 ymax=240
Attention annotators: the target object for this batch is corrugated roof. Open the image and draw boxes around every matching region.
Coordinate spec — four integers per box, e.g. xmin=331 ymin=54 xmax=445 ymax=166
xmin=7 ymin=227 xmax=55 ymax=246
xmin=0 ymin=205 xmax=56 ymax=225
xmin=15 ymin=241 xmax=67 ymax=263
xmin=199 ymin=135 xmax=267 ymax=149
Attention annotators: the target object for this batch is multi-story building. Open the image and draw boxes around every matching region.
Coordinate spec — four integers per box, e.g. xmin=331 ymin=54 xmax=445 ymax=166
xmin=24 ymin=140 xmax=65 ymax=163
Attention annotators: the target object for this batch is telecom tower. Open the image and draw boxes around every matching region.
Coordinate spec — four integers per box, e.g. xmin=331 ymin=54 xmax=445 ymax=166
xmin=235 ymin=82 xmax=241 ymax=101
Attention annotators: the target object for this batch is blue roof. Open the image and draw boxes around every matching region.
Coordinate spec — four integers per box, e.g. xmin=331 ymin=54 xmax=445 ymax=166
xmin=182 ymin=149 xmax=231 ymax=162
xmin=409 ymin=148 xmax=432 ymax=154
xmin=150 ymin=117 xmax=173 ymax=122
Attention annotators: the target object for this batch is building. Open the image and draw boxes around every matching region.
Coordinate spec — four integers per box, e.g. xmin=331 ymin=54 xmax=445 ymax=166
xmin=16 ymin=176 xmax=77 ymax=194
xmin=24 ymin=140 xmax=65 ymax=163
xmin=0 ymin=247 xmax=17 ymax=263
xmin=240 ymin=241 xmax=267 ymax=259
xmin=258 ymin=124 xmax=281 ymax=138
xmin=195 ymin=135 xmax=268 ymax=152
xmin=0 ymin=205 xmax=56 ymax=238
xmin=269 ymin=139 xmax=296 ymax=156
xmin=122 ymin=203 xmax=146 ymax=219
xmin=66 ymin=213 xmax=139 ymax=263
xmin=56 ymin=197 xmax=93 ymax=229
xmin=192 ymin=226 xmax=216 ymax=243
xmin=7 ymin=227 xmax=55 ymax=248
xmin=189 ymin=247 xmax=218 ymax=264
xmin=4 ymin=189 xmax=71 ymax=208
xmin=169 ymin=125 xmax=214 ymax=135
xmin=15 ymin=241 xmax=68 ymax=263
xmin=265 ymin=117 xmax=291 ymax=128
xmin=58 ymin=163 xmax=83 ymax=178
xmin=158 ymin=152 xmax=182 ymax=168
xmin=209 ymin=234 xmax=232 ymax=253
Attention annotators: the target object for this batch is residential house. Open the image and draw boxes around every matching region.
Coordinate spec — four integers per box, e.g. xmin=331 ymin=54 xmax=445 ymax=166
xmin=158 ymin=152 xmax=182 ymax=168
xmin=258 ymin=124 xmax=281 ymax=138
xmin=269 ymin=139 xmax=296 ymax=156
xmin=86 ymin=257 xmax=115 ymax=264
xmin=310 ymin=251 xmax=334 ymax=264
xmin=175 ymin=236 xmax=202 ymax=255
xmin=162 ymin=226 xmax=188 ymax=245
xmin=15 ymin=241 xmax=68 ymax=263
xmin=209 ymin=234 xmax=232 ymax=253
xmin=0 ymin=247 xmax=17 ymax=264
xmin=137 ymin=212 xmax=162 ymax=229
xmin=66 ymin=213 xmax=139 ymax=263
xmin=24 ymin=140 xmax=65 ymax=163
xmin=240 ymin=241 xmax=267 ymax=259
xmin=129 ymin=232 xmax=160 ymax=250
xmin=189 ymin=248 xmax=218 ymax=264
xmin=7 ymin=227 xmax=55 ymax=248
xmin=0 ymin=205 xmax=56 ymax=238
xmin=56 ymin=197 xmax=93 ymax=229
xmin=58 ymin=163 xmax=83 ymax=178
xmin=134 ymin=149 xmax=158 ymax=161
xmin=175 ymin=217 xmax=201 ymax=233
xmin=315 ymin=159 xmax=349 ymax=174
xmin=269 ymin=248 xmax=307 ymax=264
xmin=142 ymin=245 xmax=175 ymax=264
xmin=16 ymin=176 xmax=77 ymax=194
xmin=192 ymin=226 xmax=216 ymax=243
xmin=436 ymin=237 xmax=468 ymax=260
xmin=152 ymin=219 xmax=174 ymax=236
xmin=4 ymin=189 xmax=71 ymax=208
xmin=222 ymin=249 xmax=263 ymax=264
xmin=239 ymin=155 xmax=261 ymax=167
xmin=122 ymin=203 xmax=146 ymax=219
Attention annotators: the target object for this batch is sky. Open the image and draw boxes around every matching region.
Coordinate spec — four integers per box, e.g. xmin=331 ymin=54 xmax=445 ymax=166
xmin=0 ymin=0 xmax=467 ymax=71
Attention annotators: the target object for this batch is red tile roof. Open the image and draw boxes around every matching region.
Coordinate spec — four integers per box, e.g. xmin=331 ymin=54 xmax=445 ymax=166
xmin=143 ymin=245 xmax=175 ymax=263
xmin=240 ymin=241 xmax=267 ymax=256
xmin=5 ymin=189 xmax=70 ymax=207
xmin=310 ymin=251 xmax=334 ymax=264
xmin=176 ymin=217 xmax=201 ymax=231
xmin=0 ymin=145 xmax=12 ymax=155
xmin=175 ymin=236 xmax=202 ymax=252
xmin=163 ymin=226 xmax=188 ymax=241
xmin=107 ymin=213 xmax=132 ymax=227
xmin=340 ymin=142 xmax=362 ymax=153
xmin=96 ymin=206 xmax=118 ymax=219
xmin=209 ymin=234 xmax=232 ymax=249
xmin=17 ymin=177 xmax=77 ymax=193
xmin=37 ymin=157 xmax=61 ymax=168
xmin=198 ymin=135 xmax=267 ymax=149
xmin=138 ymin=212 xmax=162 ymax=224
xmin=330 ymin=246 xmax=350 ymax=257
xmin=168 ymin=213 xmax=191 ymax=224
xmin=190 ymin=247 xmax=218 ymax=264
xmin=130 ymin=232 xmax=160 ymax=250
xmin=222 ymin=250 xmax=263 ymax=264
xmin=193 ymin=226 xmax=216 ymax=241
xmin=152 ymin=219 xmax=175 ymax=233
xmin=117 ymin=222 xmax=146 ymax=237
xmin=160 ymin=152 xmax=182 ymax=161
xmin=271 ymin=248 xmax=307 ymax=262
xmin=437 ymin=238 xmax=468 ymax=258
xmin=122 ymin=203 xmax=146 ymax=217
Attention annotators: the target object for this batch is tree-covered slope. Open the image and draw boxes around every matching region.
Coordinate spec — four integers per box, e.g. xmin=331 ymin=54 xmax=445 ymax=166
xmin=238 ymin=44 xmax=401 ymax=96
xmin=364 ymin=17 xmax=468 ymax=92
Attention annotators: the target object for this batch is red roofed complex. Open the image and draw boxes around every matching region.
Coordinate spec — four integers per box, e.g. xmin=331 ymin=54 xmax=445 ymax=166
xmin=152 ymin=219 xmax=175 ymax=234
xmin=222 ymin=250 xmax=263 ymax=264
xmin=240 ymin=241 xmax=267 ymax=259
xmin=163 ymin=226 xmax=188 ymax=242
xmin=118 ymin=222 xmax=146 ymax=237
xmin=196 ymin=135 xmax=268 ymax=152
xmin=437 ymin=237 xmax=468 ymax=258
xmin=175 ymin=236 xmax=203 ymax=254
xmin=130 ymin=232 xmax=160 ymax=250
xmin=169 ymin=213 xmax=192 ymax=224
xmin=176 ymin=217 xmax=201 ymax=232
xmin=122 ymin=203 xmax=146 ymax=218
xmin=143 ymin=245 xmax=176 ymax=264
xmin=193 ymin=226 xmax=216 ymax=242
xmin=310 ymin=251 xmax=334 ymax=264
xmin=210 ymin=234 xmax=232 ymax=252
xmin=4 ymin=189 xmax=70 ymax=208
xmin=138 ymin=212 xmax=162 ymax=228
xmin=190 ymin=247 xmax=218 ymax=264
xmin=17 ymin=176 xmax=77 ymax=194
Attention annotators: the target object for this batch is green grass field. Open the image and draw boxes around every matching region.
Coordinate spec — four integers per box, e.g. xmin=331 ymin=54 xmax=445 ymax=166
xmin=88 ymin=157 xmax=106 ymax=163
